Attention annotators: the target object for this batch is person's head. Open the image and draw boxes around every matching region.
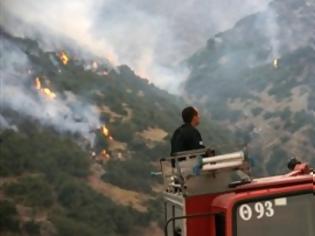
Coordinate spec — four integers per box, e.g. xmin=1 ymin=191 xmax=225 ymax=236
xmin=182 ymin=106 xmax=200 ymax=127
xmin=287 ymin=158 xmax=301 ymax=170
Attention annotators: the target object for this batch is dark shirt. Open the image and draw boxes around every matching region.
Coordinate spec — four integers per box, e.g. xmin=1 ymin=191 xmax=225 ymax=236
xmin=171 ymin=123 xmax=205 ymax=155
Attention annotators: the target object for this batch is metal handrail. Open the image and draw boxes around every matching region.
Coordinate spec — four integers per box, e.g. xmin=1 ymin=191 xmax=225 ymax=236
xmin=164 ymin=211 xmax=224 ymax=236
xmin=160 ymin=148 xmax=209 ymax=162
xmin=160 ymin=150 xmax=206 ymax=193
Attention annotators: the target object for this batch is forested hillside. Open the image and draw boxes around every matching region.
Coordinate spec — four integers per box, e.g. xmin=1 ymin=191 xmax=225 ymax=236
xmin=0 ymin=28 xmax=237 ymax=236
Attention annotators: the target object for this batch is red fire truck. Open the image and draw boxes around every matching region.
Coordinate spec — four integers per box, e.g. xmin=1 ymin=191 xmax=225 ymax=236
xmin=160 ymin=149 xmax=314 ymax=236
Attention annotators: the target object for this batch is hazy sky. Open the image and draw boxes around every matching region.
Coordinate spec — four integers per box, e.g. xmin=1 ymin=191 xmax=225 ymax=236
xmin=0 ymin=0 xmax=270 ymax=92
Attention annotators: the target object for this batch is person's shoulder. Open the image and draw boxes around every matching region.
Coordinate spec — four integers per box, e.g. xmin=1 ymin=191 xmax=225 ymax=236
xmin=172 ymin=125 xmax=183 ymax=137
xmin=174 ymin=125 xmax=184 ymax=133
xmin=192 ymin=126 xmax=201 ymax=133
xmin=188 ymin=125 xmax=201 ymax=136
xmin=174 ymin=124 xmax=199 ymax=135
xmin=180 ymin=124 xmax=196 ymax=133
xmin=182 ymin=123 xmax=197 ymax=130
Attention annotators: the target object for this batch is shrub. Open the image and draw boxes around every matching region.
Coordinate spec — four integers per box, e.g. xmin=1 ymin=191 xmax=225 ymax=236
xmin=266 ymin=147 xmax=289 ymax=175
xmin=55 ymin=178 xmax=147 ymax=235
xmin=50 ymin=214 xmax=103 ymax=236
xmin=251 ymin=107 xmax=263 ymax=116
xmin=4 ymin=175 xmax=53 ymax=208
xmin=0 ymin=129 xmax=90 ymax=180
xmin=102 ymin=159 xmax=153 ymax=192
xmin=23 ymin=221 xmax=40 ymax=235
xmin=0 ymin=200 xmax=20 ymax=233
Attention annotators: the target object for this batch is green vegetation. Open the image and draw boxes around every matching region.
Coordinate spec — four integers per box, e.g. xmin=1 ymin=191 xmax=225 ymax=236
xmin=263 ymin=108 xmax=292 ymax=124
xmin=251 ymin=107 xmax=263 ymax=116
xmin=23 ymin=221 xmax=41 ymax=236
xmin=102 ymin=158 xmax=154 ymax=192
xmin=0 ymin=126 xmax=158 ymax=236
xmin=4 ymin=175 xmax=53 ymax=208
xmin=0 ymin=25 xmax=240 ymax=236
xmin=1 ymin=5 xmax=314 ymax=236
xmin=0 ymin=127 xmax=89 ymax=179
xmin=281 ymin=111 xmax=315 ymax=133
xmin=54 ymin=177 xmax=151 ymax=236
xmin=0 ymin=200 xmax=20 ymax=233
xmin=186 ymin=22 xmax=315 ymax=175
xmin=266 ymin=147 xmax=289 ymax=175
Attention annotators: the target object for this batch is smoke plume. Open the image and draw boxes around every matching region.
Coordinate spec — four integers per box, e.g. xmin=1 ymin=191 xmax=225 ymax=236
xmin=0 ymin=0 xmax=270 ymax=93
xmin=0 ymin=37 xmax=100 ymax=143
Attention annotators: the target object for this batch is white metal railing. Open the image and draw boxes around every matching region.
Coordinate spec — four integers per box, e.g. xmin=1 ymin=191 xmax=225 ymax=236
xmin=160 ymin=149 xmax=247 ymax=195
xmin=202 ymin=151 xmax=245 ymax=171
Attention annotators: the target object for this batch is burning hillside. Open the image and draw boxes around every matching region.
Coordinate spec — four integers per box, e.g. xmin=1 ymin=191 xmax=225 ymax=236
xmin=57 ymin=51 xmax=69 ymax=65
xmin=34 ymin=77 xmax=56 ymax=99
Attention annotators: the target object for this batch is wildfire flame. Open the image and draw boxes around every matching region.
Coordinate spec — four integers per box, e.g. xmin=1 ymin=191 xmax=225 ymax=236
xmin=101 ymin=149 xmax=107 ymax=155
xmin=100 ymin=125 xmax=109 ymax=137
xmin=58 ymin=51 xmax=69 ymax=65
xmin=100 ymin=149 xmax=111 ymax=161
xmin=35 ymin=77 xmax=41 ymax=90
xmin=34 ymin=77 xmax=56 ymax=99
xmin=273 ymin=58 xmax=279 ymax=69
xmin=100 ymin=125 xmax=113 ymax=140
xmin=42 ymin=88 xmax=56 ymax=99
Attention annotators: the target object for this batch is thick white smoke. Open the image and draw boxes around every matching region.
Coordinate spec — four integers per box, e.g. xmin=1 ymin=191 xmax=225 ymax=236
xmin=0 ymin=0 xmax=270 ymax=93
xmin=0 ymin=114 xmax=18 ymax=132
xmin=0 ymin=38 xmax=100 ymax=143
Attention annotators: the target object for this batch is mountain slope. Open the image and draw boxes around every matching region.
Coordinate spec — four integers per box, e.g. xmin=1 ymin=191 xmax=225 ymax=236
xmin=185 ymin=0 xmax=315 ymax=175
xmin=0 ymin=28 xmax=238 ymax=236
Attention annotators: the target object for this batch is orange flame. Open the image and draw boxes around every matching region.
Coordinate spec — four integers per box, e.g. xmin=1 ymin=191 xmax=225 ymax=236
xmin=58 ymin=51 xmax=69 ymax=65
xmin=35 ymin=77 xmax=41 ymax=90
xmin=100 ymin=149 xmax=111 ymax=160
xmin=42 ymin=88 xmax=56 ymax=99
xmin=34 ymin=77 xmax=56 ymax=99
xmin=100 ymin=125 xmax=109 ymax=137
